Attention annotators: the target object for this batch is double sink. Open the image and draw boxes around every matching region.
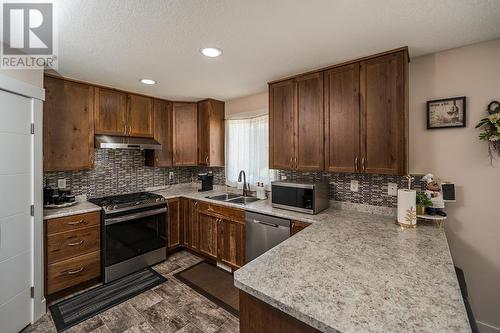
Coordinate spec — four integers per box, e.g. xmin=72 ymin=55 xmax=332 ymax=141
xmin=205 ymin=193 xmax=261 ymax=205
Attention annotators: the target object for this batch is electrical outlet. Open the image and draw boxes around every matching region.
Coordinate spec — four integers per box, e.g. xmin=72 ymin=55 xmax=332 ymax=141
xmin=57 ymin=178 xmax=67 ymax=189
xmin=281 ymin=175 xmax=287 ymax=180
xmin=388 ymin=183 xmax=398 ymax=196
xmin=168 ymin=171 xmax=174 ymax=180
xmin=350 ymin=180 xmax=359 ymax=192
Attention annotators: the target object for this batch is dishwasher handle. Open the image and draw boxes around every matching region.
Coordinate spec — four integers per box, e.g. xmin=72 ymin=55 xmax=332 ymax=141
xmin=252 ymin=219 xmax=289 ymax=231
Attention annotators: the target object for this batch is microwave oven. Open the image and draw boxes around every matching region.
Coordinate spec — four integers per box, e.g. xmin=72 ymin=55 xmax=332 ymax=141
xmin=271 ymin=181 xmax=329 ymax=214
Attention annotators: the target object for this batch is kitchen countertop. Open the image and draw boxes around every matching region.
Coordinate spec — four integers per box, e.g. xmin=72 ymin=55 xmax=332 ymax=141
xmin=42 ymin=184 xmax=470 ymax=333
xmin=234 ymin=209 xmax=471 ymax=333
xmin=43 ymin=200 xmax=101 ymax=220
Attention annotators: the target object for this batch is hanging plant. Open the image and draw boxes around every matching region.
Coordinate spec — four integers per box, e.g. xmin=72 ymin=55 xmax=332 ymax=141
xmin=476 ymin=101 xmax=500 ymax=163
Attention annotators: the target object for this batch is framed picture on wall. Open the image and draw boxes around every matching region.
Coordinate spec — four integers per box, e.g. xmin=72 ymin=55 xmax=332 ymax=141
xmin=427 ymin=96 xmax=466 ymax=129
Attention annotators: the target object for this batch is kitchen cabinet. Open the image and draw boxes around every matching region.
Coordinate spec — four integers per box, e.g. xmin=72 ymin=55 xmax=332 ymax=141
xmin=269 ymin=47 xmax=408 ymax=175
xmin=198 ymin=211 xmax=219 ymax=259
xmin=360 ymin=52 xmax=407 ymax=175
xmin=197 ymin=99 xmax=225 ymax=166
xmin=324 ymin=64 xmax=360 ymax=173
xmin=172 ymin=102 xmax=198 ymax=166
xmin=145 ymin=99 xmax=173 ymax=167
xmin=167 ymin=198 xmax=182 ymax=249
xmin=183 ymin=199 xmax=200 ymax=251
xmin=218 ymin=217 xmax=245 ymax=269
xmin=269 ymin=73 xmax=324 ymax=171
xmin=45 ymin=211 xmax=101 ymax=295
xmin=127 ymin=94 xmax=154 ymax=137
xmin=291 ymin=220 xmax=311 ymax=235
xmin=94 ymin=87 xmax=127 ymax=136
xmin=43 ymin=76 xmax=94 ymax=171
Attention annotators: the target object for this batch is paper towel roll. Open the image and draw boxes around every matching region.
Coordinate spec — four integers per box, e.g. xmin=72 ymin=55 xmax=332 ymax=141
xmin=397 ymin=189 xmax=417 ymax=226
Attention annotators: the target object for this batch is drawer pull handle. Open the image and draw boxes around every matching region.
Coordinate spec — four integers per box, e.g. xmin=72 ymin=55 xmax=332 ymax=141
xmin=66 ymin=240 xmax=84 ymax=246
xmin=67 ymin=220 xmax=84 ymax=226
xmin=65 ymin=267 xmax=84 ymax=275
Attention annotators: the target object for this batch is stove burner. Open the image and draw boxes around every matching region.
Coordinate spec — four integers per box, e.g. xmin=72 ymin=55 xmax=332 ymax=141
xmin=89 ymin=192 xmax=165 ymax=213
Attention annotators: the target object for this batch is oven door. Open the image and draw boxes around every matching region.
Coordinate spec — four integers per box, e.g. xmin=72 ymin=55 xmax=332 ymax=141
xmin=103 ymin=206 xmax=167 ymax=268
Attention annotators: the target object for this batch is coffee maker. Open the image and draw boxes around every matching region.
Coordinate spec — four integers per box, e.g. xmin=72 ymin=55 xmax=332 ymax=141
xmin=198 ymin=173 xmax=214 ymax=192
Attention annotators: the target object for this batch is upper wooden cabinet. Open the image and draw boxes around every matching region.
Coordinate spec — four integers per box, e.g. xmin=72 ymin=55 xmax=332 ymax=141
xmin=360 ymin=52 xmax=407 ymax=175
xmin=172 ymin=102 xmax=198 ymax=166
xmin=145 ymin=99 xmax=173 ymax=167
xmin=197 ymin=99 xmax=225 ymax=167
xmin=269 ymin=74 xmax=324 ymax=171
xmin=43 ymin=76 xmax=94 ymax=171
xmin=94 ymin=87 xmax=127 ymax=136
xmin=324 ymin=64 xmax=360 ymax=173
xmin=269 ymin=47 xmax=408 ymax=175
xmin=127 ymin=94 xmax=154 ymax=137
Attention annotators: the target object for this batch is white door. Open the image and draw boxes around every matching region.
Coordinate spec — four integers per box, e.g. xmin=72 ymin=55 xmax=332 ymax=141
xmin=0 ymin=89 xmax=33 ymax=333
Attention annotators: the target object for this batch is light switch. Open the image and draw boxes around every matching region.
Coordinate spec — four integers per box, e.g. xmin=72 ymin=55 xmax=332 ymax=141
xmin=388 ymin=183 xmax=398 ymax=196
xmin=350 ymin=180 xmax=359 ymax=192
xmin=57 ymin=178 xmax=67 ymax=189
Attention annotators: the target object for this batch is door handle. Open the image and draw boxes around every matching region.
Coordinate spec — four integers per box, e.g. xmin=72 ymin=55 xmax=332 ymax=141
xmin=361 ymin=157 xmax=366 ymax=172
xmin=354 ymin=157 xmax=358 ymax=171
xmin=205 ymin=155 xmax=209 ymax=165
xmin=253 ymin=219 xmax=279 ymax=228
xmin=66 ymin=240 xmax=84 ymax=247
xmin=67 ymin=220 xmax=84 ymax=226
xmin=65 ymin=267 xmax=84 ymax=275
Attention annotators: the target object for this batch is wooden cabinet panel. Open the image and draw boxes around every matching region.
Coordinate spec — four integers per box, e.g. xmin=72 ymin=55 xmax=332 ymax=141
xmin=198 ymin=211 xmax=218 ymax=259
xmin=324 ymin=64 xmax=360 ymax=173
xmin=295 ymin=72 xmax=324 ymax=171
xmin=127 ymin=94 xmax=154 ymax=137
xmin=172 ymin=102 xmax=198 ymax=166
xmin=46 ymin=251 xmax=100 ymax=295
xmin=46 ymin=211 xmax=100 ymax=235
xmin=197 ymin=99 xmax=225 ymax=166
xmin=269 ymin=79 xmax=295 ymax=170
xmin=43 ymin=76 xmax=94 ymax=171
xmin=94 ymin=87 xmax=127 ymax=135
xmin=167 ymin=198 xmax=182 ymax=249
xmin=145 ymin=99 xmax=173 ymax=167
xmin=291 ymin=220 xmax=311 ymax=235
xmin=218 ymin=218 xmax=245 ymax=269
xmin=360 ymin=52 xmax=407 ymax=175
xmin=184 ymin=200 xmax=200 ymax=250
xmin=47 ymin=226 xmax=100 ymax=264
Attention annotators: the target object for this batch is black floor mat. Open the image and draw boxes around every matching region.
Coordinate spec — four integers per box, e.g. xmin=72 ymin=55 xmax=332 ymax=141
xmin=49 ymin=268 xmax=166 ymax=332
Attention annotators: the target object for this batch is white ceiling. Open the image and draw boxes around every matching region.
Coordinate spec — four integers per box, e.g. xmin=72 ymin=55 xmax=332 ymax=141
xmin=53 ymin=0 xmax=500 ymax=101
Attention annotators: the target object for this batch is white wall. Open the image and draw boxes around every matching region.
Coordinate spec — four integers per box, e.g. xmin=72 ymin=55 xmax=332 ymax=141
xmin=0 ymin=69 xmax=43 ymax=88
xmin=409 ymin=38 xmax=500 ymax=331
xmin=225 ymin=91 xmax=268 ymax=119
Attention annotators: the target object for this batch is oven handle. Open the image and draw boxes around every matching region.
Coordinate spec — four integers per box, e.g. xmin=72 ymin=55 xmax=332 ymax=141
xmin=104 ymin=207 xmax=167 ymax=226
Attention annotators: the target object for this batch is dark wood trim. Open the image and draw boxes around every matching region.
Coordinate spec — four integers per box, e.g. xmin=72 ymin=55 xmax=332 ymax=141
xmin=268 ymin=46 xmax=409 ymax=85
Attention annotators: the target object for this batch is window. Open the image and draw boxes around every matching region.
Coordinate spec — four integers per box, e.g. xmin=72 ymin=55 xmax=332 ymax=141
xmin=225 ymin=115 xmax=276 ymax=188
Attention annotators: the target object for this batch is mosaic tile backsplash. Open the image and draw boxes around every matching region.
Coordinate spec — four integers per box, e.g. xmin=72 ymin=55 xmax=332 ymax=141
xmin=276 ymin=170 xmax=424 ymax=208
xmin=44 ymin=149 xmax=225 ymax=198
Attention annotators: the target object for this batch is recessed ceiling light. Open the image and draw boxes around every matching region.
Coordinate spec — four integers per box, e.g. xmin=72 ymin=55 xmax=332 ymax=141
xmin=200 ymin=47 xmax=222 ymax=58
xmin=140 ymin=79 xmax=156 ymax=85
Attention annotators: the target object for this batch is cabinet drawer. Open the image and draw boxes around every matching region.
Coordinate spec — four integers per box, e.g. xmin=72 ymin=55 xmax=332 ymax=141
xmin=47 ymin=251 xmax=100 ymax=295
xmin=197 ymin=202 xmax=244 ymax=221
xmin=47 ymin=211 xmax=100 ymax=235
xmin=47 ymin=226 xmax=100 ymax=264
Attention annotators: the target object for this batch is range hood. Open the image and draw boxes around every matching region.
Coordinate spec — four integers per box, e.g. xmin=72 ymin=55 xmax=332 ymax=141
xmin=95 ymin=135 xmax=162 ymax=150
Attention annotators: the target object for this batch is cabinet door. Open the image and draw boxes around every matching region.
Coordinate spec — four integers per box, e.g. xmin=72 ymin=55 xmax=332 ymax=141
xmin=360 ymin=52 xmax=407 ymax=175
xmin=43 ymin=76 xmax=94 ymax=171
xmin=324 ymin=64 xmax=360 ymax=173
xmin=167 ymin=198 xmax=181 ymax=249
xmin=295 ymin=72 xmax=324 ymax=171
xmin=291 ymin=220 xmax=311 ymax=235
xmin=217 ymin=218 xmax=245 ymax=269
xmin=269 ymin=79 xmax=295 ymax=170
xmin=146 ymin=99 xmax=172 ymax=167
xmin=185 ymin=200 xmax=199 ymax=250
xmin=198 ymin=99 xmax=225 ymax=167
xmin=127 ymin=94 xmax=154 ymax=137
xmin=94 ymin=88 xmax=127 ymax=135
xmin=198 ymin=212 xmax=218 ymax=259
xmin=172 ymin=103 xmax=198 ymax=166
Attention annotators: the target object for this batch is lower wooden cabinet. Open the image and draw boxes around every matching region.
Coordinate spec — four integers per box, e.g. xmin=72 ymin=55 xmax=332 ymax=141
xmin=167 ymin=198 xmax=182 ymax=249
xmin=45 ymin=211 xmax=101 ymax=295
xmin=184 ymin=199 xmax=200 ymax=251
xmin=291 ymin=220 xmax=311 ymax=235
xmin=198 ymin=211 xmax=219 ymax=259
xmin=218 ymin=218 xmax=245 ymax=269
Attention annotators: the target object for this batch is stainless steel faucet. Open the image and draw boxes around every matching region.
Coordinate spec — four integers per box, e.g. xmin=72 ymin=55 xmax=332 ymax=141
xmin=237 ymin=170 xmax=250 ymax=197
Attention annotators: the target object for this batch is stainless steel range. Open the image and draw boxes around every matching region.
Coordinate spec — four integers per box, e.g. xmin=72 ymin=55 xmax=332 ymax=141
xmin=89 ymin=192 xmax=167 ymax=283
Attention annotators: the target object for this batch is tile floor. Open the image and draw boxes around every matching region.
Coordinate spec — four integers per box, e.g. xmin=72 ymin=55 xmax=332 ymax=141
xmin=22 ymin=251 xmax=239 ymax=333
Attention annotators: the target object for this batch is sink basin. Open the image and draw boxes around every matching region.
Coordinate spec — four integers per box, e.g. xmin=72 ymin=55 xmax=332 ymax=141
xmin=227 ymin=196 xmax=261 ymax=205
xmin=206 ymin=193 xmax=242 ymax=201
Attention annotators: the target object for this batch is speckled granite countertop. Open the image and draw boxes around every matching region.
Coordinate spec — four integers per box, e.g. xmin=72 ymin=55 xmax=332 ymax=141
xmin=234 ymin=209 xmax=471 ymax=333
xmin=43 ymin=201 xmax=101 ymax=220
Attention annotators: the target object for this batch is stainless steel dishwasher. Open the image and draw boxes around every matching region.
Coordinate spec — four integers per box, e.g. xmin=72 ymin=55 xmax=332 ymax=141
xmin=245 ymin=211 xmax=291 ymax=263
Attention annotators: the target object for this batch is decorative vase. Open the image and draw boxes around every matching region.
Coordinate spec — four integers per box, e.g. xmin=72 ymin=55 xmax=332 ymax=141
xmin=416 ymin=205 xmax=425 ymax=215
